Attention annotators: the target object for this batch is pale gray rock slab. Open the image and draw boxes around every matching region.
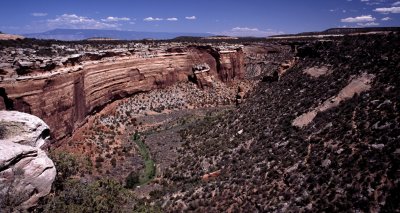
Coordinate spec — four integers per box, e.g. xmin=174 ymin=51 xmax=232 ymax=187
xmin=0 ymin=111 xmax=50 ymax=148
xmin=0 ymin=111 xmax=56 ymax=210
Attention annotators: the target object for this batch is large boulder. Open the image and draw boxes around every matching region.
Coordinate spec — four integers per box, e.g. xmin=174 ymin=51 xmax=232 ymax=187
xmin=0 ymin=111 xmax=56 ymax=211
xmin=191 ymin=63 xmax=214 ymax=88
xmin=0 ymin=111 xmax=51 ymax=148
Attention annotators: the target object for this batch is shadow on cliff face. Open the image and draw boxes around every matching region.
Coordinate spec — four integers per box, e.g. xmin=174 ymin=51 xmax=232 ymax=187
xmin=0 ymin=125 xmax=5 ymax=139
xmin=0 ymin=88 xmax=14 ymax=110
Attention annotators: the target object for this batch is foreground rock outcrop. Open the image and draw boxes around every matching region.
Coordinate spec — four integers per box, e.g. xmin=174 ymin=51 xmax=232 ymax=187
xmin=0 ymin=111 xmax=56 ymax=211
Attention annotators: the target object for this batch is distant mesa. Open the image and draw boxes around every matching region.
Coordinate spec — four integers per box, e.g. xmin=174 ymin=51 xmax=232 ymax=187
xmin=23 ymin=28 xmax=214 ymax=41
xmin=86 ymin=37 xmax=119 ymax=41
xmin=202 ymin=36 xmax=239 ymax=40
xmin=0 ymin=33 xmax=24 ymax=40
xmin=268 ymin=27 xmax=400 ymax=39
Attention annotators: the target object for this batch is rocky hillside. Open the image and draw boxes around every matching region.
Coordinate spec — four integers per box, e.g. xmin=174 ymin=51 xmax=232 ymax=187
xmin=158 ymin=33 xmax=400 ymax=212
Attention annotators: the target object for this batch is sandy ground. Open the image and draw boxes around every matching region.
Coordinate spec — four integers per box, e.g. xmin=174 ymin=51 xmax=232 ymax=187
xmin=293 ymin=73 xmax=375 ymax=127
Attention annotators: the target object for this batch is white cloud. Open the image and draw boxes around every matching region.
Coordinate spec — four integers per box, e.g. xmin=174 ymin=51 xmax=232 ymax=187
xmin=32 ymin=13 xmax=48 ymax=17
xmin=361 ymin=0 xmax=385 ymax=6
xmin=393 ymin=1 xmax=400 ymax=6
xmin=185 ymin=16 xmax=196 ymax=20
xmin=381 ymin=17 xmax=392 ymax=21
xmin=101 ymin=16 xmax=130 ymax=22
xmin=143 ymin=17 xmax=163 ymax=21
xmin=232 ymin=27 xmax=260 ymax=32
xmin=216 ymin=27 xmax=284 ymax=37
xmin=341 ymin=15 xmax=376 ymax=22
xmin=357 ymin=22 xmax=379 ymax=26
xmin=374 ymin=7 xmax=400 ymax=14
xmin=47 ymin=14 xmax=118 ymax=29
xmin=166 ymin=17 xmax=178 ymax=21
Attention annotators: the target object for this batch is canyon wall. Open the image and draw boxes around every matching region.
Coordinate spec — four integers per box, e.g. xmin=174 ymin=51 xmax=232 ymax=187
xmin=213 ymin=49 xmax=245 ymax=82
xmin=0 ymin=46 xmax=244 ymax=141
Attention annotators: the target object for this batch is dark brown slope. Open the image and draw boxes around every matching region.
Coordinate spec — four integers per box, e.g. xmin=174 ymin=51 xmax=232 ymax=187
xmin=159 ymin=33 xmax=400 ymax=212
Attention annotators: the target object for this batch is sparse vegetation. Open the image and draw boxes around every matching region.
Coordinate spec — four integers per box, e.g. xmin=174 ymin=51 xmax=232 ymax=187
xmin=35 ymin=179 xmax=135 ymax=213
xmin=157 ymin=33 xmax=400 ymax=212
xmin=48 ymin=151 xmax=79 ymax=190
xmin=132 ymin=133 xmax=156 ymax=184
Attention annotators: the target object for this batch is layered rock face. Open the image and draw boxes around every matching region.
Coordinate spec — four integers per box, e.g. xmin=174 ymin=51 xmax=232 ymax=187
xmin=215 ymin=49 xmax=245 ymax=82
xmin=0 ymin=111 xmax=56 ymax=210
xmin=0 ymin=45 xmax=244 ymax=140
xmin=243 ymin=44 xmax=293 ymax=79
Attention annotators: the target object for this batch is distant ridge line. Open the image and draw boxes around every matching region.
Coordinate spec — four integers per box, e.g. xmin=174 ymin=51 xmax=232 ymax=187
xmin=269 ymin=27 xmax=400 ymax=38
xmin=24 ymin=28 xmax=214 ymax=41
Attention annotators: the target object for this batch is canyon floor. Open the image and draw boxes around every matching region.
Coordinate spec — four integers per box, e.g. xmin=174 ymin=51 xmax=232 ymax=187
xmin=54 ymin=80 xmax=249 ymax=188
xmin=37 ymin=79 xmax=257 ymax=212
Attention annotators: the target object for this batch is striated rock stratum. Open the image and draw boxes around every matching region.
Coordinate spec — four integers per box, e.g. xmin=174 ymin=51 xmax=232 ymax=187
xmin=0 ymin=45 xmax=246 ymax=141
xmin=0 ymin=111 xmax=56 ymax=211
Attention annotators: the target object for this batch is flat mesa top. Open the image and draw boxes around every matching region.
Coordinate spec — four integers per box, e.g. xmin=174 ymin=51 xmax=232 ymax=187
xmin=0 ymin=34 xmax=24 ymax=40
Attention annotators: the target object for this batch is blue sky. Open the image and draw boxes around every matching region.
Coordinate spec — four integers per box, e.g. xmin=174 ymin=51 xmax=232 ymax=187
xmin=0 ymin=0 xmax=399 ymax=36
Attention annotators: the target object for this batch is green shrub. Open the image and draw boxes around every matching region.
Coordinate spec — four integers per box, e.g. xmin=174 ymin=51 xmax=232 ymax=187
xmin=132 ymin=133 xmax=156 ymax=184
xmin=38 ymin=179 xmax=134 ymax=212
xmin=95 ymin=156 xmax=104 ymax=162
xmin=111 ymin=158 xmax=117 ymax=167
xmin=49 ymin=151 xmax=79 ymax=190
xmin=133 ymin=201 xmax=163 ymax=213
xmin=143 ymin=160 xmax=156 ymax=181
xmin=133 ymin=131 xmax=140 ymax=140
xmin=125 ymin=172 xmax=139 ymax=189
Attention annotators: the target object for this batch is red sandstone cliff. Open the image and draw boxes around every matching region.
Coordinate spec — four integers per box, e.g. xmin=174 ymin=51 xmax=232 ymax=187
xmin=0 ymin=46 xmax=244 ymax=140
xmin=216 ymin=49 xmax=245 ymax=82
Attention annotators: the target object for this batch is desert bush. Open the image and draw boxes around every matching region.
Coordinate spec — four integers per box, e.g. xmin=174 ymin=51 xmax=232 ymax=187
xmin=125 ymin=172 xmax=140 ymax=189
xmin=49 ymin=151 xmax=79 ymax=191
xmin=95 ymin=156 xmax=104 ymax=163
xmin=133 ymin=201 xmax=163 ymax=213
xmin=111 ymin=158 xmax=117 ymax=167
xmin=36 ymin=179 xmax=134 ymax=212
